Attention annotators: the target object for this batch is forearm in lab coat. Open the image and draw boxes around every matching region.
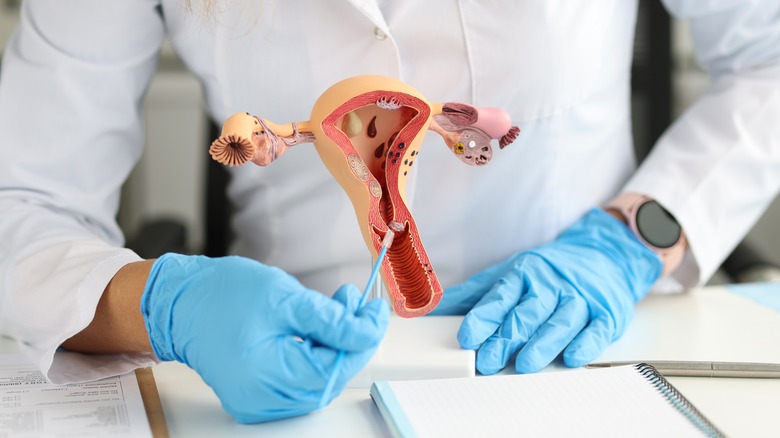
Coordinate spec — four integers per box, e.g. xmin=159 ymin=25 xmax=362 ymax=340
xmin=624 ymin=0 xmax=780 ymax=288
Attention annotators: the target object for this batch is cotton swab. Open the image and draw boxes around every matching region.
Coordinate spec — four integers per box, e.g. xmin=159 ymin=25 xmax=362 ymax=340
xmin=318 ymin=224 xmax=399 ymax=409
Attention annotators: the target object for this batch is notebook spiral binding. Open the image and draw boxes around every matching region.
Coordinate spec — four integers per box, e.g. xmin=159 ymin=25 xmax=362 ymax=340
xmin=635 ymin=363 xmax=725 ymax=438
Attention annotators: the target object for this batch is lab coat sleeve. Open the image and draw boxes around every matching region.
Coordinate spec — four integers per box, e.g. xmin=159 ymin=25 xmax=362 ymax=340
xmin=0 ymin=1 xmax=165 ymax=383
xmin=623 ymin=0 xmax=780 ymax=288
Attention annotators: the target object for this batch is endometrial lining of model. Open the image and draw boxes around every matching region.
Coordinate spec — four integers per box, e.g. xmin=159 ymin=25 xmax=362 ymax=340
xmin=209 ymin=75 xmax=520 ymax=318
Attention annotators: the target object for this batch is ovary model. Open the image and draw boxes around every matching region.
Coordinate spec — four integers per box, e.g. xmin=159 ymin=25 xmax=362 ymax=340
xmin=209 ymin=75 xmax=519 ymax=317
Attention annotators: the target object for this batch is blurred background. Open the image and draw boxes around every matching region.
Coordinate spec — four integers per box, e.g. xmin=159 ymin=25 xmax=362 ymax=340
xmin=1 ymin=0 xmax=778 ymax=283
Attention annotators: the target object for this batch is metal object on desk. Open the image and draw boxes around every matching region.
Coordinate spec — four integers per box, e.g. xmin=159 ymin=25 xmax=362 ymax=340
xmin=585 ymin=360 xmax=780 ymax=378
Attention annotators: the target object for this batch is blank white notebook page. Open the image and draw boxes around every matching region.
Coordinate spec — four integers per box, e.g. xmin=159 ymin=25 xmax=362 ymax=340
xmin=383 ymin=366 xmax=707 ymax=437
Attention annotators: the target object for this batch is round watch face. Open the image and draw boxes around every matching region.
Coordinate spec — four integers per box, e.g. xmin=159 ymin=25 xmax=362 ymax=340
xmin=635 ymin=201 xmax=682 ymax=249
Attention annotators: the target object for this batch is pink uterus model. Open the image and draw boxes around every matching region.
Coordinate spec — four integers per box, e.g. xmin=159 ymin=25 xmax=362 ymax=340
xmin=209 ymin=75 xmax=519 ymax=318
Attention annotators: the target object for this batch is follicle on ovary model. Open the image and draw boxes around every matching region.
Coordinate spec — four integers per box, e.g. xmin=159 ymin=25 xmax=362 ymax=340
xmin=332 ymin=100 xmax=440 ymax=316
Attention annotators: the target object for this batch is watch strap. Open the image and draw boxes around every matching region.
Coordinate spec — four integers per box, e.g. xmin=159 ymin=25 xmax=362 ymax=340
xmin=605 ymin=193 xmax=687 ymax=277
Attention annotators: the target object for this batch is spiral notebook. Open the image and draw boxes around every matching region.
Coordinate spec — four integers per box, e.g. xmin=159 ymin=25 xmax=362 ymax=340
xmin=370 ymin=363 xmax=723 ymax=438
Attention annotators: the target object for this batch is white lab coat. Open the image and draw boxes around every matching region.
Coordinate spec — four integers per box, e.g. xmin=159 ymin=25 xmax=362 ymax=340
xmin=1 ymin=0 xmax=779 ymax=383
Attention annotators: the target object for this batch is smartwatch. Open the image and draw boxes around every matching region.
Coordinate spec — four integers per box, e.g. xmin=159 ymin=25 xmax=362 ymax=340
xmin=605 ymin=193 xmax=687 ymax=276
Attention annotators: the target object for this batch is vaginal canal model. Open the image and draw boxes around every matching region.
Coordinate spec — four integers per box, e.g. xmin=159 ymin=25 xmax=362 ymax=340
xmin=209 ymin=75 xmax=520 ymax=318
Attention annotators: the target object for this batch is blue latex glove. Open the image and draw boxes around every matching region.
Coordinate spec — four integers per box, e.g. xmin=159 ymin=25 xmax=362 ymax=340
xmin=432 ymin=208 xmax=662 ymax=375
xmin=140 ymin=253 xmax=389 ymax=423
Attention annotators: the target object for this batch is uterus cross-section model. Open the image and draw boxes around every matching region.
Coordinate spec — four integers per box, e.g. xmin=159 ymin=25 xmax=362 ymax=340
xmin=209 ymin=75 xmax=520 ymax=317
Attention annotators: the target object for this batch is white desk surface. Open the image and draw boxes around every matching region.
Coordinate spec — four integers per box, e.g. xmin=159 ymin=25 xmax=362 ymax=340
xmin=149 ymin=285 xmax=780 ymax=438
xmin=5 ymin=285 xmax=780 ymax=437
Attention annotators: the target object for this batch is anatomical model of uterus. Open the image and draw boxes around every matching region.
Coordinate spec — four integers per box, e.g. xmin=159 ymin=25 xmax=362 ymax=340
xmin=209 ymin=75 xmax=519 ymax=318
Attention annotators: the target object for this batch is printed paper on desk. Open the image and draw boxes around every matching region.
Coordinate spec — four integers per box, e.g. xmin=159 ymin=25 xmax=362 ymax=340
xmin=0 ymin=353 xmax=153 ymax=437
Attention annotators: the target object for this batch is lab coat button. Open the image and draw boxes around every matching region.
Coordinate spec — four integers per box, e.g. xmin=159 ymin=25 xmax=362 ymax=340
xmin=374 ymin=27 xmax=388 ymax=40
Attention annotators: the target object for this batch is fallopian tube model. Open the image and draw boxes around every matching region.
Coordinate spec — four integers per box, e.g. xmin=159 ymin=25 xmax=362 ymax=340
xmin=209 ymin=75 xmax=520 ymax=317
